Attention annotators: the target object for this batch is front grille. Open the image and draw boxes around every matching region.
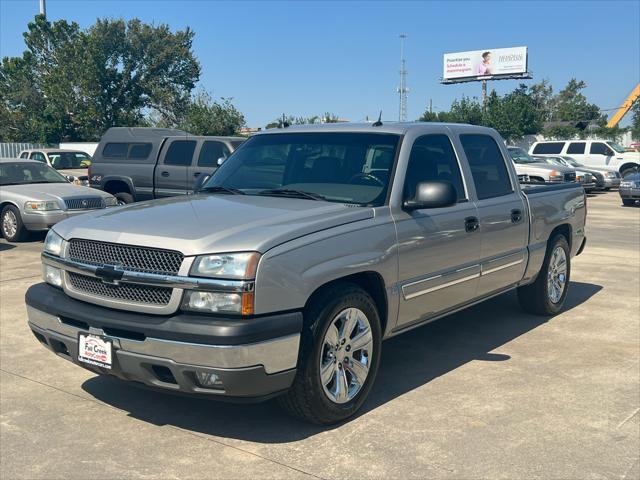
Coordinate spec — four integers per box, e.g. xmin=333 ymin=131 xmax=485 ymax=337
xmin=68 ymin=272 xmax=172 ymax=306
xmin=64 ymin=197 xmax=104 ymax=210
xmin=68 ymin=239 xmax=183 ymax=275
xmin=564 ymin=172 xmax=576 ymax=182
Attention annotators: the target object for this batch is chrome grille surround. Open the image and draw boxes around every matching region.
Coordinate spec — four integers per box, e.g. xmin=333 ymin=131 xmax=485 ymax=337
xmin=68 ymin=272 xmax=172 ymax=306
xmin=64 ymin=197 xmax=105 ymax=210
xmin=68 ymin=239 xmax=183 ymax=275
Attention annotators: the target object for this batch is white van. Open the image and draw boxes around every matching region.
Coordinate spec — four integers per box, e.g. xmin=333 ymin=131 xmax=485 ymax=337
xmin=529 ymin=140 xmax=639 ymax=177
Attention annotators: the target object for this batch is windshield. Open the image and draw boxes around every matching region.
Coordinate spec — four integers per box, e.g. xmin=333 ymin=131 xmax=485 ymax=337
xmin=560 ymin=156 xmax=580 ymax=166
xmin=606 ymin=142 xmax=626 ymax=153
xmin=508 ymin=147 xmax=539 ymax=164
xmin=0 ymin=162 xmax=69 ymax=186
xmin=543 ymin=156 xmax=568 ymax=166
xmin=47 ymin=152 xmax=92 ymax=169
xmin=204 ymin=132 xmax=401 ymax=206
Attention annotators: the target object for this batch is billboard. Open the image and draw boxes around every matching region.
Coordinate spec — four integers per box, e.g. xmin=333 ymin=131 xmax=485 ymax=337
xmin=443 ymin=46 xmax=528 ymax=82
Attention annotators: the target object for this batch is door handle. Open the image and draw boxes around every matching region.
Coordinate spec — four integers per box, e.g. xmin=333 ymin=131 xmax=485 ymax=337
xmin=511 ymin=209 xmax=523 ymax=223
xmin=161 ymin=171 xmax=170 ymax=177
xmin=464 ymin=216 xmax=479 ymax=233
xmin=193 ymin=172 xmax=202 ymax=177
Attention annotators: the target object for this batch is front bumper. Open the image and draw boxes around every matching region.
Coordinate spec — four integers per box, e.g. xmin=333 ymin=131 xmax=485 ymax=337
xmin=603 ymin=177 xmax=621 ymax=188
xmin=619 ymin=187 xmax=640 ymax=200
xmin=22 ymin=209 xmax=104 ymax=231
xmin=26 ymin=283 xmax=301 ymax=400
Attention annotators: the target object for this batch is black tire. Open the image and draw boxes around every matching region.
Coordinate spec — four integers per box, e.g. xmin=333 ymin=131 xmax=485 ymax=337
xmin=278 ymin=283 xmax=382 ymax=424
xmin=1 ymin=205 xmax=27 ymax=242
xmin=622 ymin=199 xmax=636 ymax=206
xmin=517 ymin=234 xmax=571 ymax=316
xmin=604 ymin=187 xmax=611 ymax=191
xmin=114 ymin=192 xmax=134 ymax=205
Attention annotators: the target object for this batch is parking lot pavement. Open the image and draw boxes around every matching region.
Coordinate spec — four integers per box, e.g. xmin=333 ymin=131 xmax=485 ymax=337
xmin=1 ymin=192 xmax=638 ymax=479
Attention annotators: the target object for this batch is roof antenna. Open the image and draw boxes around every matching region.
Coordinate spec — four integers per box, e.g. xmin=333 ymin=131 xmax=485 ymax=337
xmin=372 ymin=111 xmax=383 ymax=127
xmin=280 ymin=113 xmax=290 ymax=128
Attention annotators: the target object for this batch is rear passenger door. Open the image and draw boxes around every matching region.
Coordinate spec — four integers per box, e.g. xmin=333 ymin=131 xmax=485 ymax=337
xmin=190 ymin=140 xmax=231 ymax=191
xmin=566 ymin=142 xmax=587 ymax=164
xmin=395 ymin=133 xmax=482 ymax=329
xmin=459 ymin=134 xmax=528 ymax=297
xmin=154 ymin=139 xmax=197 ymax=197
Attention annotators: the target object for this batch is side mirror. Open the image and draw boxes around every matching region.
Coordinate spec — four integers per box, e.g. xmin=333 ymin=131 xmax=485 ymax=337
xmin=403 ymin=181 xmax=457 ymax=211
xmin=194 ymin=174 xmax=211 ymax=193
xmin=217 ymin=157 xmax=226 ymax=166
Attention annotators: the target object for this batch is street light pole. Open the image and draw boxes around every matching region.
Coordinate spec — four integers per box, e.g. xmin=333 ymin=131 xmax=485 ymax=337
xmin=39 ymin=0 xmax=46 ymax=18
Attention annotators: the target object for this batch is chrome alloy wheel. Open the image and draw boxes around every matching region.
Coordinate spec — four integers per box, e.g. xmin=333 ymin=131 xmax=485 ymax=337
xmin=547 ymin=246 xmax=567 ymax=304
xmin=2 ymin=210 xmax=18 ymax=239
xmin=319 ymin=307 xmax=373 ymax=404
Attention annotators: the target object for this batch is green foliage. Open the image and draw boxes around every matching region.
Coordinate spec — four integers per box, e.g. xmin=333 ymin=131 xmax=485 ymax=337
xmin=631 ymin=100 xmax=640 ymax=141
xmin=176 ymin=90 xmax=245 ymax=136
xmin=0 ymin=15 xmax=200 ymax=142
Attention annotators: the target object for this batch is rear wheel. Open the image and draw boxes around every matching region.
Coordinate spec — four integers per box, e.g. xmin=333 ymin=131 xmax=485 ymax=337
xmin=518 ymin=234 xmax=570 ymax=316
xmin=1 ymin=205 xmax=27 ymax=242
xmin=622 ymin=199 xmax=636 ymax=206
xmin=278 ymin=283 xmax=382 ymax=424
xmin=114 ymin=192 xmax=134 ymax=205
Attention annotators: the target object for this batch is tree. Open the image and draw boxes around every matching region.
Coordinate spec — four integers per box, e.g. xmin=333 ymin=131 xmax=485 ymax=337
xmin=0 ymin=15 xmax=200 ymax=142
xmin=483 ymin=86 xmax=542 ymax=141
xmin=177 ymin=90 xmax=245 ymax=135
xmin=631 ymin=100 xmax=640 ymax=141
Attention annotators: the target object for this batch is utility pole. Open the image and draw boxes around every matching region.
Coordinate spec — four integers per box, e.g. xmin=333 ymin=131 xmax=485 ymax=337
xmin=429 ymin=98 xmax=433 ymax=114
xmin=39 ymin=0 xmax=46 ymax=18
xmin=397 ymin=34 xmax=409 ymax=122
xmin=481 ymin=79 xmax=487 ymax=108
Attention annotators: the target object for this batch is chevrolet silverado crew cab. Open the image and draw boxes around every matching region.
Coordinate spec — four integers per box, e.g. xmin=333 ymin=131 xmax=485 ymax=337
xmin=89 ymin=127 xmax=246 ymax=204
xmin=26 ymin=123 xmax=587 ymax=424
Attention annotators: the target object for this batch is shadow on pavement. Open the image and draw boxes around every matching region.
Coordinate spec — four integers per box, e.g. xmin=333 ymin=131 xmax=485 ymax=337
xmin=82 ymin=281 xmax=602 ymax=443
xmin=0 ymin=243 xmax=17 ymax=252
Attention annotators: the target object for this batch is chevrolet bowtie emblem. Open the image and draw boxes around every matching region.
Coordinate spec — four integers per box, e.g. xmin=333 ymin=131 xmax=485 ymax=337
xmin=95 ymin=264 xmax=124 ymax=285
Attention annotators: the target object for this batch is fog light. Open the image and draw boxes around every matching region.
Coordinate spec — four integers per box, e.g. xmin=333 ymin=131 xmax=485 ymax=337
xmin=182 ymin=291 xmax=244 ymax=314
xmin=43 ymin=265 xmax=62 ymax=287
xmin=195 ymin=371 xmax=223 ymax=389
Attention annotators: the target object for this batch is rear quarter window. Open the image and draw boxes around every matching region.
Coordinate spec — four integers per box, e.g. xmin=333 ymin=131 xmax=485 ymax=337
xmin=532 ymin=142 xmax=565 ymax=155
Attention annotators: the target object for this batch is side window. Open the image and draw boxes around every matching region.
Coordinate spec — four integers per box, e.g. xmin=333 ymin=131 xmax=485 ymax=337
xmin=460 ymin=134 xmax=513 ymax=200
xmin=404 ymin=134 xmax=466 ymax=201
xmin=102 ymin=143 xmax=128 ymax=158
xmin=198 ymin=141 xmax=230 ymax=167
xmin=590 ymin=142 xmax=612 ymax=155
xmin=103 ymin=143 xmax=151 ymax=160
xmin=128 ymin=143 xmax=152 ymax=159
xmin=567 ymin=142 xmax=586 ymax=154
xmin=163 ymin=140 xmax=197 ymax=166
xmin=532 ymin=142 xmax=565 ymax=154
xmin=19 ymin=152 xmax=29 ymax=159
xmin=30 ymin=152 xmax=46 ymax=163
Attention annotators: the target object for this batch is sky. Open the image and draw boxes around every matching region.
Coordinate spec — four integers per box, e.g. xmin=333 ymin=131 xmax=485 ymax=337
xmin=1 ymin=0 xmax=639 ymax=127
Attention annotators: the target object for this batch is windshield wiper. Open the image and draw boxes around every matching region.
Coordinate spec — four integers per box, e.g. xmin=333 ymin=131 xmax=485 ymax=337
xmin=257 ymin=189 xmax=326 ymax=201
xmin=199 ymin=186 xmax=246 ymax=195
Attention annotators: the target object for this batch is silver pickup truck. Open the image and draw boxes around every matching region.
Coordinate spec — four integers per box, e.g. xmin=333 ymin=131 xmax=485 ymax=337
xmin=26 ymin=123 xmax=587 ymax=424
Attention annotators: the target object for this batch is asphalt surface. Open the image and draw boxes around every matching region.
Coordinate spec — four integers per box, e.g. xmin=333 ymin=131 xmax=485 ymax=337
xmin=1 ymin=192 xmax=639 ymax=479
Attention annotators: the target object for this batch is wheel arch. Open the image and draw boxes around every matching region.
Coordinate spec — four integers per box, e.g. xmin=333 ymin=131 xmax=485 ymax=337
xmin=304 ymin=271 xmax=389 ymax=337
xmin=619 ymin=162 xmax=639 ymax=176
xmin=103 ymin=177 xmax=134 ymax=196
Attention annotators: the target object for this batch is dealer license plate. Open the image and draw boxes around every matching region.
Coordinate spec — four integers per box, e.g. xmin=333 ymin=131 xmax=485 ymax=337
xmin=77 ymin=333 xmax=112 ymax=369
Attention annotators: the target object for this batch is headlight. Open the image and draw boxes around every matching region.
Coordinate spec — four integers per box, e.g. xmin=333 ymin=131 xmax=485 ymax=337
xmin=621 ymin=181 xmax=632 ymax=187
xmin=104 ymin=196 xmax=118 ymax=207
xmin=43 ymin=229 xmax=65 ymax=256
xmin=548 ymin=170 xmax=563 ymax=182
xmin=24 ymin=200 xmax=60 ymax=212
xmin=182 ymin=291 xmax=253 ymax=314
xmin=191 ymin=252 xmax=260 ymax=279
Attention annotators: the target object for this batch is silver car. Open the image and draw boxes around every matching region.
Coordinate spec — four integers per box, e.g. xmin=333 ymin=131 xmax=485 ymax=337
xmin=619 ymin=173 xmax=640 ymax=206
xmin=0 ymin=158 xmax=117 ymax=241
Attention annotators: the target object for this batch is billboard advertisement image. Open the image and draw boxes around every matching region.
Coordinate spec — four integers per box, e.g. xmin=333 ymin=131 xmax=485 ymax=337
xmin=443 ymin=46 xmax=528 ymax=82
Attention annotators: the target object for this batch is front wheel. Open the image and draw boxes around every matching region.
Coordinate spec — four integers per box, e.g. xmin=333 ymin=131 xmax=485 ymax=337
xmin=1 ymin=205 xmax=27 ymax=242
xmin=278 ymin=283 xmax=382 ymax=424
xmin=114 ymin=192 xmax=134 ymax=205
xmin=517 ymin=234 xmax=571 ymax=316
xmin=622 ymin=199 xmax=636 ymax=206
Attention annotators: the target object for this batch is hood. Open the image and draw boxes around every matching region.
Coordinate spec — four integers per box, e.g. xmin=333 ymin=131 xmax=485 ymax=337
xmin=52 ymin=194 xmax=374 ymax=255
xmin=513 ymin=162 xmax=573 ymax=174
xmin=2 ymin=183 xmax=113 ymax=204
